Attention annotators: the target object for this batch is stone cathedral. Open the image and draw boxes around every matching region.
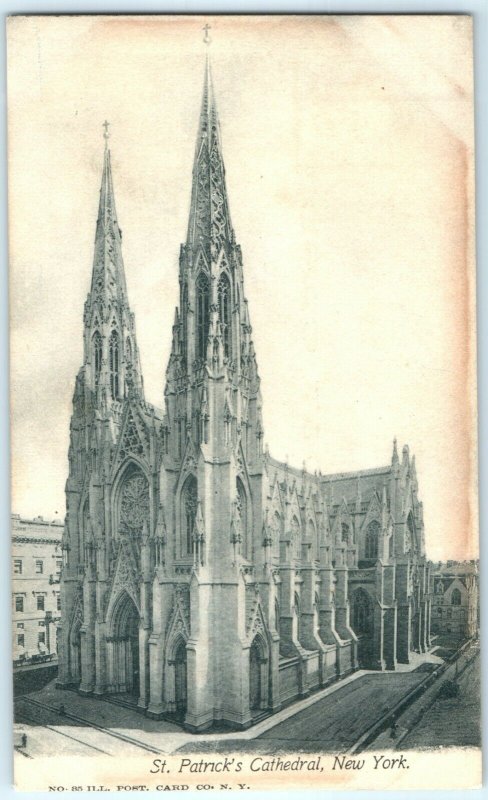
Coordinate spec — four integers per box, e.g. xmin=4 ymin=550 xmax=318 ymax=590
xmin=59 ymin=56 xmax=433 ymax=731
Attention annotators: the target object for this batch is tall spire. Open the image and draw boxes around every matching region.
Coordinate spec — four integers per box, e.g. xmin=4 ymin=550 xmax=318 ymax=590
xmin=186 ymin=52 xmax=234 ymax=260
xmin=83 ymin=124 xmax=143 ymax=401
xmin=91 ymin=124 xmax=128 ymax=305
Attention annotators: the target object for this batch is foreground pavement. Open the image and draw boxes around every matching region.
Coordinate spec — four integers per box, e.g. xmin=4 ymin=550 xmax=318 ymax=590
xmin=364 ymin=641 xmax=480 ymax=752
xmin=15 ymin=653 xmax=442 ymax=758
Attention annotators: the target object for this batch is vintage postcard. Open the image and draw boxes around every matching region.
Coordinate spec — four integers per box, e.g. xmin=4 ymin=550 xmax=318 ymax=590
xmin=8 ymin=14 xmax=479 ymax=792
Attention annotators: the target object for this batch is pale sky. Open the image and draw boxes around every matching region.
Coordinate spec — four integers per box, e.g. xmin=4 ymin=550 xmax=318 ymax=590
xmin=8 ymin=15 xmax=477 ymax=560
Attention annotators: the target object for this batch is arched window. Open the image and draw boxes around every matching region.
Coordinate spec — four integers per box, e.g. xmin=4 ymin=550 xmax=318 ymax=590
xmin=271 ymin=512 xmax=281 ymax=561
xmin=291 ymin=516 xmax=301 ymax=560
xmin=125 ymin=337 xmax=132 ymax=365
xmin=451 ymin=588 xmax=462 ymax=606
xmin=236 ymin=478 xmax=248 ymax=558
xmin=124 ymin=338 xmax=133 ymax=396
xmin=365 ymin=520 xmax=380 ymax=560
xmin=275 ymin=598 xmax=280 ymax=633
xmin=405 ymin=511 xmax=415 ymax=553
xmin=181 ymin=283 xmax=188 ymax=360
xmin=217 ymin=273 xmax=231 ymax=358
xmin=352 ymin=588 xmax=373 ymax=635
xmin=307 ymin=519 xmax=317 ymax=560
xmin=196 ymin=273 xmax=210 ymax=361
xmin=93 ymin=331 xmax=102 ymax=388
xmin=181 ymin=476 xmax=197 ymax=556
xmin=109 ymin=329 xmax=119 ymax=399
xmin=119 ymin=464 xmax=150 ymax=537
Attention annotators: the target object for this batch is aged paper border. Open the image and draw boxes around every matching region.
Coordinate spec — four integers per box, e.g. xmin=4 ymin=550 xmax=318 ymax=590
xmin=3 ymin=1 xmax=487 ymax=797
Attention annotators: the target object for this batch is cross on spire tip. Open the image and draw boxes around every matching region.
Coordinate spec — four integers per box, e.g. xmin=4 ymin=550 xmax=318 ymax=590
xmin=203 ymin=23 xmax=211 ymax=46
xmin=103 ymin=120 xmax=110 ymax=150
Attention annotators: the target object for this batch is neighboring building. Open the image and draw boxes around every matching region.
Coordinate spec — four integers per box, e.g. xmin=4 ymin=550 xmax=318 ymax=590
xmin=11 ymin=514 xmax=63 ymax=663
xmin=431 ymin=561 xmax=479 ymax=639
xmin=58 ymin=55 xmax=432 ymax=731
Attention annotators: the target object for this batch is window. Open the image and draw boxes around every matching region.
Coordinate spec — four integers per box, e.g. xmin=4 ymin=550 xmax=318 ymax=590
xmin=13 ymin=559 xmax=22 ymax=574
xmin=93 ymin=330 xmax=102 ymax=387
xmin=109 ymin=328 xmax=119 ymax=399
xmin=291 ymin=516 xmax=301 ymax=559
xmin=447 ymin=609 xmax=452 ymax=619
xmin=307 ymin=519 xmax=317 ymax=560
xmin=125 ymin=338 xmax=133 ymax=394
xmin=217 ymin=274 xmax=231 ymax=358
xmin=181 ymin=283 xmax=188 ymax=345
xmin=451 ymin=588 xmax=462 ymax=606
xmin=365 ymin=521 xmax=380 ymax=559
xmin=17 ymin=634 xmax=24 ymax=648
xmin=341 ymin=523 xmax=349 ymax=543
xmin=38 ymin=631 xmax=45 ymax=645
xmin=55 ymin=560 xmax=62 ymax=574
xmin=57 ymin=594 xmax=61 ymax=611
xmin=437 ymin=607 xmax=442 ymax=615
xmin=16 ymin=622 xmax=24 ymax=629
xmin=36 ymin=595 xmax=45 ymax=611
xmin=196 ymin=273 xmax=210 ymax=360
xmin=236 ymin=478 xmax=248 ymax=557
xmin=352 ymin=589 xmax=373 ymax=635
xmin=182 ymin=476 xmax=198 ymax=556
xmin=405 ymin=512 xmax=414 ymax=553
xmin=35 ymin=560 xmax=44 ymax=574
xmin=15 ymin=597 xmax=24 ymax=613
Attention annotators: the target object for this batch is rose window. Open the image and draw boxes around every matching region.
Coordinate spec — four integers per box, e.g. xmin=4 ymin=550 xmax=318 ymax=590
xmin=120 ymin=471 xmax=149 ymax=535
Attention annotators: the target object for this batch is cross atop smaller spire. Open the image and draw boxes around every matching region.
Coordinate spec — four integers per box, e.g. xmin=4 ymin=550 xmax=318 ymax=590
xmin=203 ymin=23 xmax=211 ymax=45
xmin=103 ymin=120 xmax=110 ymax=149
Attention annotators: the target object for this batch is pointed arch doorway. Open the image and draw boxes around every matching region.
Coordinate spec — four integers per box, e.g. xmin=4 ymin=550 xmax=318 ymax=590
xmin=174 ymin=640 xmax=188 ymax=718
xmin=108 ymin=592 xmax=140 ymax=698
xmin=249 ymin=641 xmax=262 ymax=711
xmin=249 ymin=635 xmax=269 ymax=716
xmin=69 ymin=622 xmax=82 ymax=686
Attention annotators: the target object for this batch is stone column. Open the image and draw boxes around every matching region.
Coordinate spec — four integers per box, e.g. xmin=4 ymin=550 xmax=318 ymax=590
xmin=383 ymin=605 xmax=397 ymax=670
xmin=318 ymin=565 xmax=339 ymax=646
xmin=93 ymin=619 xmax=107 ymax=695
xmin=105 ymin=638 xmax=115 ymax=692
xmin=382 ymin=565 xmax=397 ymax=670
xmin=373 ymin=604 xmax=386 ymax=671
xmin=79 ymin=577 xmax=96 ymax=694
xmin=147 ymin=633 xmax=165 ymax=718
xmin=138 ymin=626 xmax=150 ymax=711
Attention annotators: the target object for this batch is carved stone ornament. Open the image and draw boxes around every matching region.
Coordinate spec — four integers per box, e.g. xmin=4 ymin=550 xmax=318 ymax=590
xmin=120 ymin=471 xmax=150 ymax=535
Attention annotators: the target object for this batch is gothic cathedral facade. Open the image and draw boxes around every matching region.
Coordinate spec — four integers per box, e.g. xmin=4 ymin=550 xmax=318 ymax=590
xmin=58 ymin=58 xmax=433 ymax=731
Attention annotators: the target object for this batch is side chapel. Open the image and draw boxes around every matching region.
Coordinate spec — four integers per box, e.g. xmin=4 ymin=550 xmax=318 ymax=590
xmin=58 ymin=54 xmax=433 ymax=731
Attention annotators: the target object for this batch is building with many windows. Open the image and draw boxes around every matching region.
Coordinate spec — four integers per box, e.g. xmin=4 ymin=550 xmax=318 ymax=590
xmin=11 ymin=514 xmax=63 ymax=663
xmin=58 ymin=55 xmax=432 ymax=731
xmin=431 ymin=561 xmax=479 ymax=640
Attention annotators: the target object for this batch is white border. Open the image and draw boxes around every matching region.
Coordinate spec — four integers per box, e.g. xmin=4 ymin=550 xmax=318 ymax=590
xmin=1 ymin=2 xmax=486 ymax=798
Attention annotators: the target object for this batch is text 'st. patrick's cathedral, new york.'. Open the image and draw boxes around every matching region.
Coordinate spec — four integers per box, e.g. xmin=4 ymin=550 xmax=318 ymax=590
xmin=59 ymin=54 xmax=432 ymax=732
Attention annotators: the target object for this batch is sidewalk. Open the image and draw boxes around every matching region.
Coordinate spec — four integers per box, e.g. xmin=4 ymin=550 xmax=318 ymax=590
xmin=17 ymin=650 xmax=441 ymax=755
